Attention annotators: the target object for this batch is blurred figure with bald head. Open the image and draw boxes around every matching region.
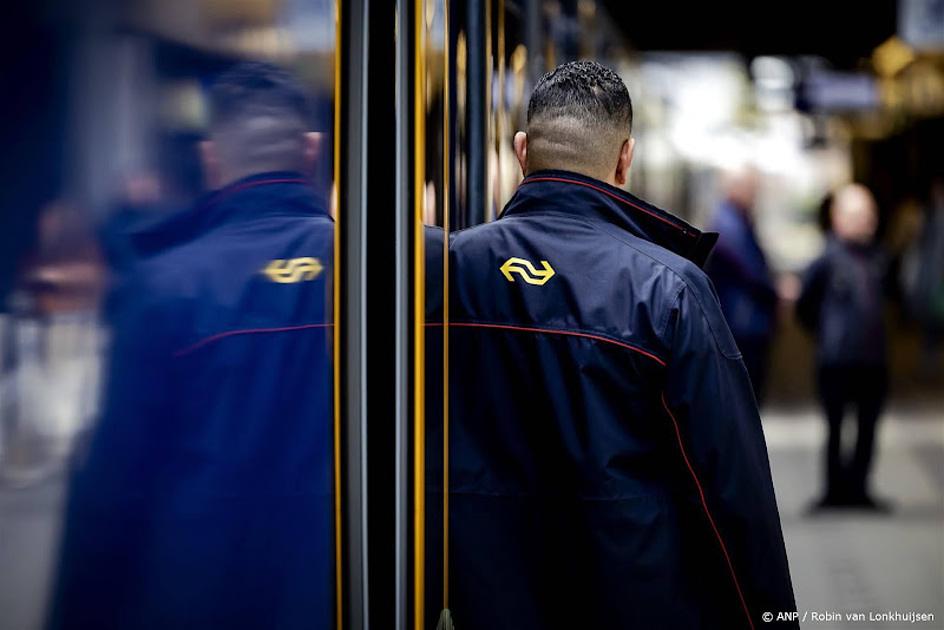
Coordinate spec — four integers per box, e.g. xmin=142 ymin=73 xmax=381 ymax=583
xmin=797 ymin=183 xmax=889 ymax=511
xmin=706 ymin=165 xmax=779 ymax=403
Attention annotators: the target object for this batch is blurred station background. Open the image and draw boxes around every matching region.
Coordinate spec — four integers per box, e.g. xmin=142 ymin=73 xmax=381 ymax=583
xmin=1 ymin=0 xmax=942 ymax=628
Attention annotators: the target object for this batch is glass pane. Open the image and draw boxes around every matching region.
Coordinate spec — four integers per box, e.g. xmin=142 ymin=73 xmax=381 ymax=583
xmin=2 ymin=2 xmax=339 ymax=628
xmin=419 ymin=1 xmax=449 ymax=628
xmin=422 ymin=0 xmax=529 ymax=626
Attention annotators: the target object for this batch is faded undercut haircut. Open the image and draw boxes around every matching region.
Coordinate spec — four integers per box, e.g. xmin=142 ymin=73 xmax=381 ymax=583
xmin=208 ymin=61 xmax=312 ymax=176
xmin=525 ymin=60 xmax=633 ymax=177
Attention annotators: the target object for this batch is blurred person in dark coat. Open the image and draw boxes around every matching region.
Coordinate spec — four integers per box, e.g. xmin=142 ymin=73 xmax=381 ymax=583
xmin=47 ymin=62 xmax=335 ymax=629
xmin=706 ymin=166 xmax=778 ymax=403
xmin=797 ymin=183 xmax=888 ymax=511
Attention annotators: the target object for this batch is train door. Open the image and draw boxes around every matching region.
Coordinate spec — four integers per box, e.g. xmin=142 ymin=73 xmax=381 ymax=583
xmin=396 ymin=1 xmax=539 ymax=629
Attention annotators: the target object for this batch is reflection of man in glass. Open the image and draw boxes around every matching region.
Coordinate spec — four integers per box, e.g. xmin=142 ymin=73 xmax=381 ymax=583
xmin=48 ymin=63 xmax=335 ymax=630
xmin=443 ymin=61 xmax=796 ymax=629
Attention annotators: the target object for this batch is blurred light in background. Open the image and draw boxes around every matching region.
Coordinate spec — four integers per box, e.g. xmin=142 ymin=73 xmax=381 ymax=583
xmin=0 ymin=0 xmax=942 ymax=627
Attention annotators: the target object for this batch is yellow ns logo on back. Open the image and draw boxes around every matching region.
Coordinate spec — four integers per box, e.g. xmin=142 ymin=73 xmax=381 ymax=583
xmin=499 ymin=257 xmax=556 ymax=286
xmin=263 ymin=257 xmax=324 ymax=283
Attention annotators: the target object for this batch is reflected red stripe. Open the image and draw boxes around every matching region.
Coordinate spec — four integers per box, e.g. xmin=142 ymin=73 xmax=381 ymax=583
xmin=173 ymin=322 xmax=334 ymax=357
xmin=201 ymin=178 xmax=309 ymax=211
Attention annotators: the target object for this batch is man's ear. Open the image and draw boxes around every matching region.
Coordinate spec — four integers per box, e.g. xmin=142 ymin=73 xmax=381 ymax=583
xmin=303 ymin=132 xmax=324 ymax=174
xmin=614 ymin=137 xmax=635 ymax=187
xmin=513 ymin=131 xmax=528 ymax=177
xmin=199 ymin=140 xmax=222 ymax=191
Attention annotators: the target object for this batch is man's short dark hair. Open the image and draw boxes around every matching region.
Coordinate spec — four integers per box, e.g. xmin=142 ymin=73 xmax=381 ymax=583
xmin=528 ymin=60 xmax=632 ymax=131
xmin=208 ymin=62 xmax=312 ymax=178
xmin=525 ymin=60 xmax=633 ymax=177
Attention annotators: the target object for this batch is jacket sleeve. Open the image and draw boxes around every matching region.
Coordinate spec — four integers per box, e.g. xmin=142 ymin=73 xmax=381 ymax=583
xmin=662 ymin=272 xmax=798 ymax=629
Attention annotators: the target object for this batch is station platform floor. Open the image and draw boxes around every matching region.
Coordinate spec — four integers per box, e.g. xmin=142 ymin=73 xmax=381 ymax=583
xmin=763 ymin=407 xmax=943 ymax=629
xmin=1 ymin=406 xmax=942 ymax=630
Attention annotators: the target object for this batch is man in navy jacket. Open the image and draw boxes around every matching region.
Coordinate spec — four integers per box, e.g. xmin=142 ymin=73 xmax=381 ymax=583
xmin=706 ymin=167 xmax=779 ymax=403
xmin=440 ymin=61 xmax=797 ymax=629
xmin=48 ymin=63 xmax=334 ymax=630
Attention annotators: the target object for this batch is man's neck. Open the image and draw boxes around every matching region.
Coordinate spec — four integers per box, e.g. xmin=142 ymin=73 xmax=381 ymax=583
xmin=527 ymin=166 xmax=615 ymax=187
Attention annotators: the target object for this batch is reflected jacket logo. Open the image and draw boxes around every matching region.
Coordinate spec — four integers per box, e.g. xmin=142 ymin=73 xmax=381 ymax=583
xmin=500 ymin=257 xmax=556 ymax=286
xmin=263 ymin=257 xmax=324 ymax=283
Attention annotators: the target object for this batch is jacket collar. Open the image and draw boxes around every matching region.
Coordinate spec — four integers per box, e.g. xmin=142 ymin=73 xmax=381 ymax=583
xmin=130 ymin=172 xmax=328 ymax=258
xmin=197 ymin=171 xmax=329 ymax=225
xmin=501 ymin=169 xmax=718 ymax=267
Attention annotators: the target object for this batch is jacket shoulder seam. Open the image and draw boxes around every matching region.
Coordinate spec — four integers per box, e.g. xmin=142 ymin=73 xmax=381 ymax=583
xmin=585 ymin=221 xmax=742 ymax=361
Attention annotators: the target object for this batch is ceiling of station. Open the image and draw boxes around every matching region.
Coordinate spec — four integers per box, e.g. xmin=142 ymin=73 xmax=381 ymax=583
xmin=601 ymin=0 xmax=899 ymax=68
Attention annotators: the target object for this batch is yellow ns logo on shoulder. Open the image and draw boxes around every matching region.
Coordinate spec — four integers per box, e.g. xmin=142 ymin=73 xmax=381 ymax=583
xmin=263 ymin=257 xmax=324 ymax=283
xmin=500 ymin=257 xmax=555 ymax=286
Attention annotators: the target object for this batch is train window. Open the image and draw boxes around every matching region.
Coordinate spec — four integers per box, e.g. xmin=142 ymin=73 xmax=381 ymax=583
xmin=421 ymin=1 xmax=533 ymax=627
xmin=418 ymin=0 xmax=450 ymax=627
xmin=2 ymin=2 xmax=341 ymax=629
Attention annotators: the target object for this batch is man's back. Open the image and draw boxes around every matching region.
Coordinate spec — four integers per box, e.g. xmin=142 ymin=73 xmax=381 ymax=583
xmin=441 ymin=171 xmax=796 ymax=629
xmin=49 ymin=174 xmax=335 ymax=630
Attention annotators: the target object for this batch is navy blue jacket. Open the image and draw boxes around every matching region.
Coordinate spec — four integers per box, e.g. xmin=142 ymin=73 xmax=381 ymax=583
xmin=48 ymin=173 xmax=335 ymax=630
xmin=435 ymin=171 xmax=797 ymax=629
xmin=707 ymin=200 xmax=778 ymax=342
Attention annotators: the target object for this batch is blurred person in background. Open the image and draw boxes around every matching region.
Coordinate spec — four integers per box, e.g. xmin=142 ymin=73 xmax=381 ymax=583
xmin=797 ymin=183 xmax=889 ymax=512
xmin=21 ymin=201 xmax=104 ymax=352
xmin=47 ymin=62 xmax=335 ymax=630
xmin=1 ymin=200 xmax=104 ymax=484
xmin=706 ymin=166 xmax=779 ymax=404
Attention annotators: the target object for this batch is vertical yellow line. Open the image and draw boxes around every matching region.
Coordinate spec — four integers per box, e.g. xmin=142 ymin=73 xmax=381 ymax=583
xmin=332 ymin=0 xmax=343 ymax=628
xmin=484 ymin=0 xmax=493 ymax=222
xmin=441 ymin=0 xmax=450 ymax=613
xmin=496 ymin=0 xmax=505 ymax=205
xmin=413 ymin=0 xmax=427 ymax=628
